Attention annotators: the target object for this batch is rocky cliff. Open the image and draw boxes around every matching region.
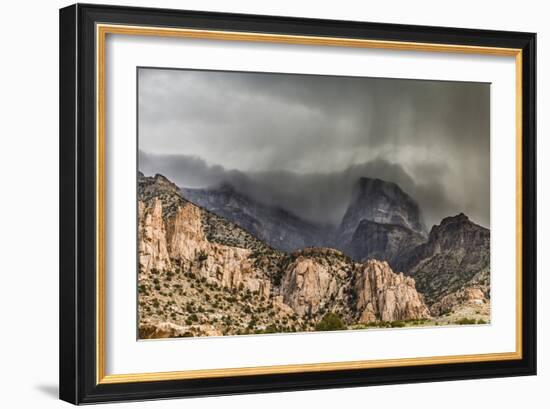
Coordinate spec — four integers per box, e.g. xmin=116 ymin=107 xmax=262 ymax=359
xmin=394 ymin=213 xmax=490 ymax=306
xmin=138 ymin=173 xmax=430 ymax=338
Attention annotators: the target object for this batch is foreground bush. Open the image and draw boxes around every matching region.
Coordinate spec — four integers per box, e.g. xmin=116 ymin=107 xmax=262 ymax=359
xmin=315 ymin=312 xmax=346 ymax=331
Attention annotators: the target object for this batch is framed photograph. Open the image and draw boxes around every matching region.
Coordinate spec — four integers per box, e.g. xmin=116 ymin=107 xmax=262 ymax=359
xmin=59 ymin=3 xmax=536 ymax=404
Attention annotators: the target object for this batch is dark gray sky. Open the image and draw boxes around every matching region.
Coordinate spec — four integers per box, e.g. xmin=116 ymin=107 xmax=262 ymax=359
xmin=138 ymin=68 xmax=490 ymax=229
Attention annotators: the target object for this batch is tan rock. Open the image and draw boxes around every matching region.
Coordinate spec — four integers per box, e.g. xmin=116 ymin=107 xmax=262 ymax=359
xmin=144 ymin=193 xmax=273 ymax=298
xmin=354 ymin=260 xmax=431 ymax=323
xmin=430 ymin=286 xmax=488 ymax=316
xmin=281 ymin=257 xmax=338 ymax=316
xmin=273 ymin=295 xmax=296 ymax=316
xmin=139 ymin=321 xmax=188 ymax=339
xmin=166 ymin=202 xmax=206 ymax=260
xmin=138 ymin=199 xmax=172 ymax=276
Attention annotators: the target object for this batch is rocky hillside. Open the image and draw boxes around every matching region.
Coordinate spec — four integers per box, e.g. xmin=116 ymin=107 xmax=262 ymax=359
xmin=138 ymin=173 xmax=430 ymax=338
xmin=394 ymin=213 xmax=490 ymax=307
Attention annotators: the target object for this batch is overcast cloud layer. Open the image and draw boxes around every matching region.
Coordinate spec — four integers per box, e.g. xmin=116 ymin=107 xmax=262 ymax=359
xmin=138 ymin=68 xmax=490 ymax=229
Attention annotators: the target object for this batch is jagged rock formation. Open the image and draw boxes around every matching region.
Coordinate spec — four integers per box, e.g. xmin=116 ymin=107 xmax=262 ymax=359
xmin=394 ymin=213 xmax=490 ymax=306
xmin=279 ymin=249 xmax=429 ymax=324
xmin=138 ymin=173 xmax=431 ymax=338
xmin=352 ymin=260 xmax=430 ymax=323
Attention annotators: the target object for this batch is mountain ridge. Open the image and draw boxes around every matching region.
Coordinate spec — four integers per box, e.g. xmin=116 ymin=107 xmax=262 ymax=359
xmin=138 ymin=171 xmax=490 ymax=338
xmin=138 ymin=172 xmax=432 ymax=338
xmin=180 ymin=176 xmax=430 ymax=264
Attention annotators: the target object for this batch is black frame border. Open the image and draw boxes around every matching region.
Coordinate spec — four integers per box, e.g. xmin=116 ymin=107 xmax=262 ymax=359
xmin=59 ymin=3 xmax=536 ymax=404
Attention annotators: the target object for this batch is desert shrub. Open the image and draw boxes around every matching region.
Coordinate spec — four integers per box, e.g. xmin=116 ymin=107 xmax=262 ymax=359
xmin=197 ymin=250 xmax=208 ymax=262
xmin=456 ymin=317 xmax=477 ymax=325
xmin=247 ymin=318 xmax=257 ymax=328
xmin=264 ymin=324 xmax=278 ymax=334
xmin=409 ymin=319 xmax=428 ymax=326
xmin=315 ymin=312 xmax=346 ymax=331
xmin=390 ymin=320 xmax=406 ymax=328
xmin=363 ymin=321 xmax=392 ymax=328
xmin=477 ymin=319 xmax=488 ymax=324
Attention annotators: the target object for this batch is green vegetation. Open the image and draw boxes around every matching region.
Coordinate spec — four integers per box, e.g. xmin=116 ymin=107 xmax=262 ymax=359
xmin=315 ymin=312 xmax=346 ymax=331
xmin=455 ymin=317 xmax=477 ymax=325
xmin=352 ymin=318 xmax=430 ymax=330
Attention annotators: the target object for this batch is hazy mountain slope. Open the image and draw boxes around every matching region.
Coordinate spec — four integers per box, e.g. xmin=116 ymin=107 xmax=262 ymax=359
xmin=181 ymin=177 xmax=429 ymax=266
xmin=182 ymin=184 xmax=332 ymax=252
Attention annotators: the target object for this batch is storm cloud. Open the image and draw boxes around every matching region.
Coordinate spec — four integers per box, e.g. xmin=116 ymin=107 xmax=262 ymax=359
xmin=138 ymin=68 xmax=490 ymax=229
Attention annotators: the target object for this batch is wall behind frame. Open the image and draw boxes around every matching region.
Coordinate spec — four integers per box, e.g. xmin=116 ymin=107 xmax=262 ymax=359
xmin=0 ymin=0 xmax=546 ymax=408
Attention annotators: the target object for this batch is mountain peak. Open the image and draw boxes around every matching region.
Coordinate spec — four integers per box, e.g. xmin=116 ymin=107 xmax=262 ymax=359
xmin=430 ymin=212 xmax=485 ymax=235
xmin=353 ymin=177 xmax=400 ymax=197
xmin=151 ymin=173 xmax=180 ymax=190
xmin=426 ymin=212 xmax=489 ymax=250
xmin=441 ymin=212 xmax=469 ymax=224
xmin=341 ymin=177 xmax=426 ymax=237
